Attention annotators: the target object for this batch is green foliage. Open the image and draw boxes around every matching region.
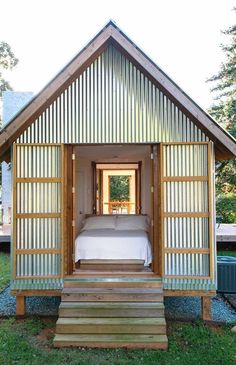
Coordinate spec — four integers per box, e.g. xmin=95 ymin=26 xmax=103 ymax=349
xmin=110 ymin=175 xmax=130 ymax=201
xmin=0 ymin=319 xmax=236 ymax=365
xmin=0 ymin=41 xmax=18 ymax=98
xmin=208 ymin=8 xmax=236 ymax=222
xmin=216 ymin=193 xmax=236 ymax=223
xmin=0 ymin=252 xmax=10 ymax=292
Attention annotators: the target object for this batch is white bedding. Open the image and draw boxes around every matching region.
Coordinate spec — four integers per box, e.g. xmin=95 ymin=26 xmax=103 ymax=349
xmin=75 ymin=229 xmax=152 ymax=266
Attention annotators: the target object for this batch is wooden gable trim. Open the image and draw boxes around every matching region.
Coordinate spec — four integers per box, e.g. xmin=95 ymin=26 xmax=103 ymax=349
xmin=0 ymin=21 xmax=235 ymax=161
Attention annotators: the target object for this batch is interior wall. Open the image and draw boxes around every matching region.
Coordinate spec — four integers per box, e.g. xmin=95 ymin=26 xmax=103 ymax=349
xmin=74 ymin=145 xmax=152 ymax=235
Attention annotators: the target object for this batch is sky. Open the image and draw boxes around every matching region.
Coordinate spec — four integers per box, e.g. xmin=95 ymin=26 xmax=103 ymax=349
xmin=0 ymin=0 xmax=235 ymax=110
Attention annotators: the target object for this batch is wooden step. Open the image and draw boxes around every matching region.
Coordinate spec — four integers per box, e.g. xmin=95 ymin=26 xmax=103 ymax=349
xmin=56 ymin=317 xmax=166 ymax=334
xmin=59 ymin=302 xmax=165 ymax=317
xmin=79 ymin=259 xmax=145 ymax=271
xmin=53 ymin=333 xmax=168 ymax=349
xmin=64 ymin=278 xmax=163 ymax=289
xmin=62 ymin=288 xmax=163 ymax=302
xmin=68 ymin=272 xmax=158 ymax=278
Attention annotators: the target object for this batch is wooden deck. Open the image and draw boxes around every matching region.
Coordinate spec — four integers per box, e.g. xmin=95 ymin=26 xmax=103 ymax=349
xmin=54 ymin=274 xmax=168 ymax=349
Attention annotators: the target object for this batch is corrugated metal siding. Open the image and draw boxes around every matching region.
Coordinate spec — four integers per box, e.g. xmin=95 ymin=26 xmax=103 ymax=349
xmin=12 ymin=145 xmax=63 ymax=288
xmin=17 ymin=45 xmax=208 ymax=144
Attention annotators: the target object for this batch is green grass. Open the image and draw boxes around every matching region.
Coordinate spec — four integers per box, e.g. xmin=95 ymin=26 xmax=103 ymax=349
xmin=0 ymin=318 xmax=236 ymax=365
xmin=218 ymin=250 xmax=236 ymax=257
xmin=0 ymin=252 xmax=10 ymax=291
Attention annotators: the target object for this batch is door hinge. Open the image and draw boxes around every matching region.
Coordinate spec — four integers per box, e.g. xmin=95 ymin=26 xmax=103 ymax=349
xmin=72 ymin=153 xmax=75 ymax=160
xmin=151 ymin=153 xmax=153 ymax=160
xmin=72 ymin=186 xmax=75 ymax=194
xmin=72 ymin=253 xmax=75 ymax=261
xmin=72 ymin=220 xmax=75 ymax=227
xmin=151 ymin=186 xmax=154 ymax=193
xmin=151 ymin=219 xmax=154 ymax=227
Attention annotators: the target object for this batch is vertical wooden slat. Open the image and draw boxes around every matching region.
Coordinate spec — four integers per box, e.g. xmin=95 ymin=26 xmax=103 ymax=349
xmin=153 ymin=144 xmax=162 ymax=275
xmin=207 ymin=142 xmax=214 ymax=279
xmin=13 ymin=144 xmax=17 ymax=279
xmin=64 ymin=145 xmax=73 ymax=275
xmin=72 ymin=145 xmax=76 ymax=273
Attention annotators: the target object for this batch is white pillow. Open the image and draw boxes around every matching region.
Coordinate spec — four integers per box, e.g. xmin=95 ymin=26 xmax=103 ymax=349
xmin=81 ymin=216 xmax=116 ymax=231
xmin=116 ymin=215 xmax=148 ymax=231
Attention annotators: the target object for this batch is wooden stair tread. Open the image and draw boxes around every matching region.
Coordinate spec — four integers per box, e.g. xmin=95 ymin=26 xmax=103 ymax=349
xmin=56 ymin=317 xmax=166 ymax=325
xmin=80 ymin=260 xmax=145 ymax=264
xmin=59 ymin=302 xmax=164 ymax=309
xmin=63 ymin=288 xmax=163 ymax=294
xmin=54 ymin=334 xmax=168 ymax=342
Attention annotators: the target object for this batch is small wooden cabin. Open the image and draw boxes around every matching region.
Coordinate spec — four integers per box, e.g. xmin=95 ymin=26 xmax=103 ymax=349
xmin=0 ymin=22 xmax=236 ymax=349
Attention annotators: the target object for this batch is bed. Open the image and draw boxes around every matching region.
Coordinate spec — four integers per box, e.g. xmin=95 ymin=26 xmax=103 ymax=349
xmin=75 ymin=215 xmax=152 ymax=266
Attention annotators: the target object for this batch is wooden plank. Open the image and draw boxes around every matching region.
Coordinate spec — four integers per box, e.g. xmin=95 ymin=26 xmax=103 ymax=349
xmin=63 ymin=280 xmax=162 ymax=289
xmin=56 ymin=317 xmax=166 ymax=335
xmin=208 ymin=142 xmax=214 ymax=280
xmin=160 ymin=144 xmax=164 ymax=277
xmin=164 ymin=289 xmax=216 ymax=297
xmin=62 ymin=288 xmax=163 ymax=302
xmin=14 ymin=275 xmax=61 ymax=279
xmin=162 ymin=176 xmax=208 ymax=182
xmin=16 ymin=296 xmax=25 ymax=316
xmin=163 ymin=212 xmax=209 ymax=218
xmin=164 ymin=275 xmax=211 ymax=280
xmin=13 ymin=144 xmax=17 ymax=279
xmin=164 ymin=248 xmax=210 ymax=254
xmin=72 ymin=145 xmax=76 ymax=273
xmin=16 ymin=247 xmax=60 ymax=256
xmin=59 ymin=302 xmax=165 ymax=318
xmin=11 ymin=289 xmax=61 ymax=297
xmin=79 ymin=260 xmax=145 ymax=265
xmin=153 ymin=144 xmax=160 ymax=274
xmin=16 ymin=177 xmax=62 ymax=182
xmin=201 ymin=296 xmax=212 ymax=320
xmin=15 ymin=213 xmax=61 ymax=219
xmin=53 ymin=334 xmax=168 ymax=349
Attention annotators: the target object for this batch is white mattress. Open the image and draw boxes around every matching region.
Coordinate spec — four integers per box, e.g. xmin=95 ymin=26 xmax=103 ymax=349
xmin=75 ymin=229 xmax=152 ymax=266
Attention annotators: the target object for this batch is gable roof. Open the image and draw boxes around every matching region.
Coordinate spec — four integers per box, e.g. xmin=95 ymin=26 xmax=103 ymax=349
xmin=0 ymin=21 xmax=236 ymax=161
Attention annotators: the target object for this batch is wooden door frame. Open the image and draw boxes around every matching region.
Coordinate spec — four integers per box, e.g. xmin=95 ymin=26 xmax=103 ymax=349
xmin=92 ymin=162 xmax=142 ymax=215
xmin=152 ymin=144 xmax=162 ymax=275
xmin=65 ymin=144 xmax=161 ymax=276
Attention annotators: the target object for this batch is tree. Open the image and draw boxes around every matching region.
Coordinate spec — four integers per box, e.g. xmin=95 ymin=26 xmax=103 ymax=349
xmin=207 ymin=9 xmax=236 ymax=222
xmin=0 ymin=41 xmax=18 ymax=99
xmin=110 ymin=176 xmax=130 ymax=201
xmin=0 ymin=42 xmax=18 ymax=200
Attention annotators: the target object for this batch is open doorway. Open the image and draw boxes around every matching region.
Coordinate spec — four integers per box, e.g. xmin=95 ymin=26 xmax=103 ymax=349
xmin=94 ymin=163 xmax=141 ymax=214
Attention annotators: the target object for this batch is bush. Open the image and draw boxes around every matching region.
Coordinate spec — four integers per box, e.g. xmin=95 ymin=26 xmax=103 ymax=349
xmin=216 ymin=193 xmax=236 ymax=223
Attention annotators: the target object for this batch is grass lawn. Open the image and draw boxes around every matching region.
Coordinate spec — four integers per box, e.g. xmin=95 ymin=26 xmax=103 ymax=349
xmin=218 ymin=250 xmax=236 ymax=257
xmin=0 ymin=318 xmax=235 ymax=365
xmin=0 ymin=252 xmax=10 ymax=292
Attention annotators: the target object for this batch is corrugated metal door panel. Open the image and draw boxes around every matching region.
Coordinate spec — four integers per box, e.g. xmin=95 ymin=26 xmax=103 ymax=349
xmin=159 ymin=142 xmax=216 ymax=284
xmin=12 ymin=144 xmax=64 ymax=284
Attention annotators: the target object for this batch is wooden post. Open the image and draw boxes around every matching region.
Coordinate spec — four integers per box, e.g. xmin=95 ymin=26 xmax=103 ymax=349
xmin=16 ymin=296 xmax=25 ymax=316
xmin=201 ymin=296 xmax=211 ymax=321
